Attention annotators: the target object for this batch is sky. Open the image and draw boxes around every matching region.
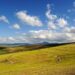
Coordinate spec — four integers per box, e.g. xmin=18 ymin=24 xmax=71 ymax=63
xmin=0 ymin=0 xmax=75 ymax=43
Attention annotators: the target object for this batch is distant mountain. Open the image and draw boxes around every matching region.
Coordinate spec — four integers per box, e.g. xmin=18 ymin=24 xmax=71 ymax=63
xmin=0 ymin=43 xmax=31 ymax=47
xmin=0 ymin=42 xmax=75 ymax=47
xmin=11 ymin=43 xmax=31 ymax=46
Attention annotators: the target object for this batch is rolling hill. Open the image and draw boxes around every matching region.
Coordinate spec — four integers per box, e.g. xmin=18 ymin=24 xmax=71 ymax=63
xmin=0 ymin=43 xmax=70 ymax=55
xmin=0 ymin=44 xmax=75 ymax=75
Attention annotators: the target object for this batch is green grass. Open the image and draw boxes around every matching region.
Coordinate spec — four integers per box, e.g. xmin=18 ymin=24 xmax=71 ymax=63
xmin=0 ymin=44 xmax=75 ymax=75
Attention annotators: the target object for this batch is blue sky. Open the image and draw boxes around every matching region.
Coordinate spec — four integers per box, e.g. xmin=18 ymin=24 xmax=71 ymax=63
xmin=0 ymin=0 xmax=75 ymax=43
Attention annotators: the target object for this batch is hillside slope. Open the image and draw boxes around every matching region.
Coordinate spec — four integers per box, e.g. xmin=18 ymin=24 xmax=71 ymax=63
xmin=0 ymin=44 xmax=75 ymax=75
xmin=0 ymin=44 xmax=52 ymax=54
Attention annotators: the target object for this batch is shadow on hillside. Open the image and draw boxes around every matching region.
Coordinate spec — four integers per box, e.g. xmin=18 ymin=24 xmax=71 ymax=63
xmin=0 ymin=43 xmax=75 ymax=55
xmin=23 ymin=43 xmax=74 ymax=50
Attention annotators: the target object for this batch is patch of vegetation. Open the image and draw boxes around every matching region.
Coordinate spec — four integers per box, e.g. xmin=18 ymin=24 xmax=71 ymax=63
xmin=0 ymin=44 xmax=75 ymax=75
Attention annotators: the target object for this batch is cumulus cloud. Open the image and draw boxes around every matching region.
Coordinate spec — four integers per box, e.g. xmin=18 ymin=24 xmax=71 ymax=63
xmin=16 ymin=11 xmax=43 ymax=26
xmin=57 ymin=18 xmax=68 ymax=27
xmin=0 ymin=16 xmax=9 ymax=23
xmin=46 ymin=4 xmax=68 ymax=30
xmin=30 ymin=30 xmax=52 ymax=39
xmin=46 ymin=4 xmax=57 ymax=20
xmin=48 ymin=21 xmax=57 ymax=29
xmin=29 ymin=29 xmax=75 ymax=43
xmin=8 ymin=37 xmax=15 ymax=41
xmin=0 ymin=28 xmax=75 ymax=43
xmin=12 ymin=32 xmax=75 ymax=43
xmin=0 ymin=37 xmax=15 ymax=43
xmin=0 ymin=4 xmax=75 ymax=44
xmin=12 ymin=24 xmax=20 ymax=30
xmin=64 ymin=26 xmax=75 ymax=33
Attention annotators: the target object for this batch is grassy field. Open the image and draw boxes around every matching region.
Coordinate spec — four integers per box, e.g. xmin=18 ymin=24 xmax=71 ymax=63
xmin=0 ymin=44 xmax=75 ymax=75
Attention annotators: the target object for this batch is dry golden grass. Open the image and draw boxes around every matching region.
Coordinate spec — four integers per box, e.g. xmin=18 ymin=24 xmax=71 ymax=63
xmin=0 ymin=44 xmax=75 ymax=75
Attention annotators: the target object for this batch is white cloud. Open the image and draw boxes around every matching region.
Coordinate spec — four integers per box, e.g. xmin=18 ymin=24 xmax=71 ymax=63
xmin=46 ymin=4 xmax=68 ymax=30
xmin=46 ymin=4 xmax=57 ymax=20
xmin=12 ymin=24 xmax=20 ymax=30
xmin=46 ymin=4 xmax=57 ymax=30
xmin=48 ymin=21 xmax=57 ymax=29
xmin=70 ymin=27 xmax=75 ymax=33
xmin=16 ymin=11 xmax=43 ymax=26
xmin=0 ymin=4 xmax=75 ymax=44
xmin=0 ymin=37 xmax=7 ymax=43
xmin=0 ymin=16 xmax=9 ymax=23
xmin=30 ymin=30 xmax=52 ymax=39
xmin=0 ymin=37 xmax=15 ymax=43
xmin=8 ymin=37 xmax=15 ymax=41
xmin=0 ymin=28 xmax=75 ymax=43
xmin=57 ymin=18 xmax=68 ymax=27
xmin=64 ymin=26 xmax=75 ymax=33
xmin=29 ymin=29 xmax=75 ymax=43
